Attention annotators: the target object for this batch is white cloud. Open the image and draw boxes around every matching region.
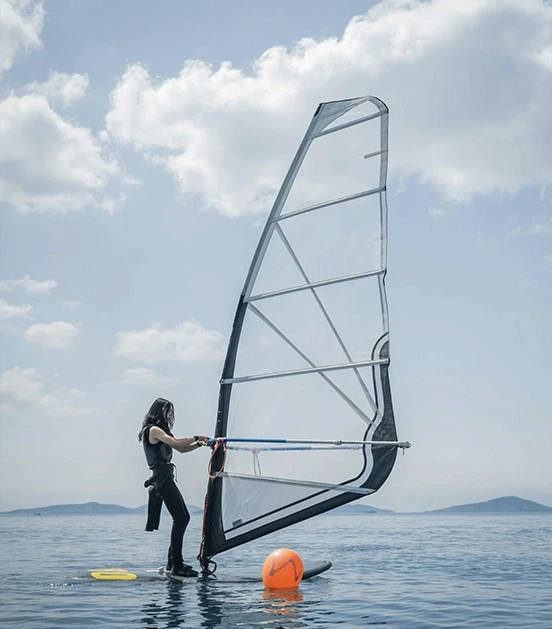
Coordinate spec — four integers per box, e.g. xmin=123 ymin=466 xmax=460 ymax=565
xmin=122 ymin=367 xmax=179 ymax=385
xmin=506 ymin=214 xmax=552 ymax=239
xmin=114 ymin=320 xmax=226 ymax=364
xmin=533 ymin=43 xmax=552 ymax=70
xmin=60 ymin=299 xmax=81 ymax=308
xmin=24 ymin=72 xmax=89 ymax=107
xmin=0 ymin=92 xmax=128 ymax=215
xmin=95 ymin=192 xmax=127 ymax=214
xmin=0 ymin=0 xmax=44 ymax=77
xmin=23 ymin=321 xmax=80 ymax=349
xmin=0 ymin=299 xmax=34 ymax=319
xmin=428 ymin=207 xmax=447 ymax=221
xmin=0 ymin=366 xmax=95 ymax=416
xmin=0 ymin=274 xmax=58 ymax=293
xmin=506 ymin=225 xmax=523 ymax=240
xmin=105 ymin=0 xmax=552 ymax=217
xmin=527 ymin=218 xmax=552 ymax=236
xmin=0 ymin=323 xmax=19 ymax=333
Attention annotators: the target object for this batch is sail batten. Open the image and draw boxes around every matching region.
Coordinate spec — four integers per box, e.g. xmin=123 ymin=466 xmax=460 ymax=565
xmin=245 ymin=268 xmax=384 ymax=302
xmin=221 ymin=357 xmax=389 ymax=384
xmin=199 ymin=96 xmax=404 ymax=570
xmin=313 ymin=110 xmax=384 ymax=137
xmin=364 ymin=149 xmax=386 ymax=160
xmin=221 ymin=472 xmax=376 ymax=497
xmin=272 ymin=186 xmax=385 ymax=222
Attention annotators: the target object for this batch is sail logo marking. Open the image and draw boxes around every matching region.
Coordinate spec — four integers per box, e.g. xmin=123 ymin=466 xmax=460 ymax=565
xmin=267 ymin=557 xmax=302 ymax=581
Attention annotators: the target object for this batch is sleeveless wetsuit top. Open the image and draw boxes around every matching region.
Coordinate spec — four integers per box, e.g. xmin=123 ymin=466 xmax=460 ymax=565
xmin=143 ymin=426 xmax=173 ymax=469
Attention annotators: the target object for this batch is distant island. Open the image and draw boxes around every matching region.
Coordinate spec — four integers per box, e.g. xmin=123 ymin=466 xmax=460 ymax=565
xmin=0 ymin=496 xmax=550 ymax=517
xmin=329 ymin=504 xmax=395 ymax=515
xmin=422 ymin=496 xmax=552 ymax=514
xmin=0 ymin=501 xmax=203 ymax=517
xmin=328 ymin=496 xmax=551 ymax=515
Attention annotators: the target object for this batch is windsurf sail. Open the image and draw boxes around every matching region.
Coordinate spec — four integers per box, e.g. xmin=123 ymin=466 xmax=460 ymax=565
xmin=199 ymin=96 xmax=408 ymax=572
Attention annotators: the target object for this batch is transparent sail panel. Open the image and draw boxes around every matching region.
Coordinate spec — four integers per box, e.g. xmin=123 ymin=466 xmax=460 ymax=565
xmin=281 ymin=112 xmax=382 ymax=216
xmin=323 ymin=99 xmax=384 ymax=130
xmin=233 ymin=278 xmax=386 ymax=380
xmin=226 ymin=366 xmax=379 ymax=444
xmin=220 ymin=357 xmax=388 ymax=534
xmin=221 ymin=475 xmax=375 ymax=538
xmin=252 ymin=192 xmax=383 ymax=295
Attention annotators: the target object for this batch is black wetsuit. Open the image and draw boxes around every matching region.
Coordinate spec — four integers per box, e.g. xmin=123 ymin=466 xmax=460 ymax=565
xmin=143 ymin=426 xmax=190 ymax=568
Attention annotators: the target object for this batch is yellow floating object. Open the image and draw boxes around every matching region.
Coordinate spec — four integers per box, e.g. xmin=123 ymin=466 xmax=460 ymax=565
xmin=262 ymin=548 xmax=304 ymax=589
xmin=90 ymin=568 xmax=137 ymax=580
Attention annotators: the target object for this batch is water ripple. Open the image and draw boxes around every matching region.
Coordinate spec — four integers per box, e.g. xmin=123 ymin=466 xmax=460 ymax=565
xmin=1 ymin=514 xmax=550 ymax=628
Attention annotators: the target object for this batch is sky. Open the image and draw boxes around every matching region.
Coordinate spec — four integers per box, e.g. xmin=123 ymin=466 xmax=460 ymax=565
xmin=0 ymin=0 xmax=551 ymax=514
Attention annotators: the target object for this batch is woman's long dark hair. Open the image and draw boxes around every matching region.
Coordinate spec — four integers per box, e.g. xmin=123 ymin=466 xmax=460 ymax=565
xmin=138 ymin=398 xmax=175 ymax=442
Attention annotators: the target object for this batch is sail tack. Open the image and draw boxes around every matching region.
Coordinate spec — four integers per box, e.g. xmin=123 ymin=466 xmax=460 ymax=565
xmin=200 ymin=97 xmax=401 ymax=568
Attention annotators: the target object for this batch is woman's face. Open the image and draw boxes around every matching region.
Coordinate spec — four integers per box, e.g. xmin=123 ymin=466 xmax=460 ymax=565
xmin=166 ymin=404 xmax=175 ymax=427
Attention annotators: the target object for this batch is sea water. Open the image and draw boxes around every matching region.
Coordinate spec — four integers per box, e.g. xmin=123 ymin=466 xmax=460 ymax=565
xmin=0 ymin=513 xmax=550 ymax=628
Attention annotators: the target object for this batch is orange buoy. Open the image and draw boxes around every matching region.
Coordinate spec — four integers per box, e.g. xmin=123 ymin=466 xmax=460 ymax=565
xmin=262 ymin=548 xmax=304 ymax=589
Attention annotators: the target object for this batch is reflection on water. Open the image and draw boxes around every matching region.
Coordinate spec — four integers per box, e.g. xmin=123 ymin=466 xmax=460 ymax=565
xmin=263 ymin=588 xmax=304 ymax=604
xmin=139 ymin=581 xmax=307 ymax=629
xmin=140 ymin=583 xmax=190 ymax=628
xmin=140 ymin=599 xmax=162 ymax=628
xmin=197 ymin=580 xmax=224 ymax=628
xmin=262 ymin=588 xmax=306 ymax=628
xmin=197 ymin=580 xmax=307 ymax=628
xmin=166 ymin=584 xmax=190 ymax=629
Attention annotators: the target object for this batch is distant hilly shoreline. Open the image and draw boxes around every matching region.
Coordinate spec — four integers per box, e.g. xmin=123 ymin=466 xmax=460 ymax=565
xmin=420 ymin=496 xmax=552 ymax=514
xmin=0 ymin=501 xmax=204 ymax=517
xmin=1 ymin=496 xmax=550 ymax=517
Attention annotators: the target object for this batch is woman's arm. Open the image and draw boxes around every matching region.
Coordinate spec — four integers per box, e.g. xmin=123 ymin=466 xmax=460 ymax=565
xmin=149 ymin=426 xmax=209 ymax=453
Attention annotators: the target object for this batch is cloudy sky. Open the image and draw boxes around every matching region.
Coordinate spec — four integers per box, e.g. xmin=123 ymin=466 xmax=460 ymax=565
xmin=1 ymin=0 xmax=551 ymax=514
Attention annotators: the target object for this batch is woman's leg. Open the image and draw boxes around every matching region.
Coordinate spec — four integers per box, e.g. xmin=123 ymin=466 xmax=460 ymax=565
xmin=160 ymin=477 xmax=190 ymax=568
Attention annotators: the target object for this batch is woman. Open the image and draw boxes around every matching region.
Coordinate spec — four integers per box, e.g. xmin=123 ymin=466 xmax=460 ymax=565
xmin=138 ymin=397 xmax=209 ymax=579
